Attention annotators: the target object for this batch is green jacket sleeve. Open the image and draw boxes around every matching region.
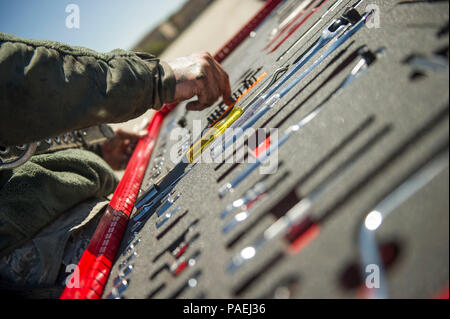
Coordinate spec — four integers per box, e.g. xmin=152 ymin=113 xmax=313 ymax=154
xmin=0 ymin=149 xmax=119 ymax=257
xmin=0 ymin=32 xmax=176 ymax=146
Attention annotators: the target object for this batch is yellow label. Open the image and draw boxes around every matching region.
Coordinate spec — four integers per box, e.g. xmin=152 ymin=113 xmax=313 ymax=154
xmin=187 ymin=107 xmax=244 ymax=162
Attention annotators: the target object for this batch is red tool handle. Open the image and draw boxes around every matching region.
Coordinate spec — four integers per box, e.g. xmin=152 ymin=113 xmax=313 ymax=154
xmin=214 ymin=0 xmax=283 ymax=63
xmin=61 ymin=112 xmax=164 ymax=299
xmin=61 ymin=0 xmax=283 ymax=299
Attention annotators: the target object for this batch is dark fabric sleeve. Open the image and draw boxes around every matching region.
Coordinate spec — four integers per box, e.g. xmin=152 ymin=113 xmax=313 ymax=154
xmin=0 ymin=32 xmax=176 ymax=146
xmin=0 ymin=148 xmax=119 ymax=257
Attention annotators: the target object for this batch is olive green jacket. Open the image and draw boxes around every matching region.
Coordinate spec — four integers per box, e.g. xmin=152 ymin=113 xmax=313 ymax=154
xmin=0 ymin=33 xmax=176 ymax=257
xmin=0 ymin=32 xmax=176 ymax=146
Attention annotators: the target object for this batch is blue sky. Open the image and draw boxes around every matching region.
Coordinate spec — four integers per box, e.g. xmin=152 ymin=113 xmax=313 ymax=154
xmin=0 ymin=0 xmax=188 ymax=53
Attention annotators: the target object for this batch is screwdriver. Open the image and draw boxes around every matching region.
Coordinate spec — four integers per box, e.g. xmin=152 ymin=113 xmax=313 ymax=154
xmin=268 ymin=0 xmax=334 ymax=53
xmin=211 ymin=10 xmax=373 ymax=161
xmin=186 ymin=73 xmax=267 ymax=162
xmin=219 ymin=45 xmax=380 ymax=199
xmin=276 ymin=0 xmax=355 ymax=62
xmin=207 ymin=66 xmax=289 ymax=156
xmin=263 ymin=0 xmax=319 ymax=51
xmin=187 ymin=5 xmax=367 ymax=163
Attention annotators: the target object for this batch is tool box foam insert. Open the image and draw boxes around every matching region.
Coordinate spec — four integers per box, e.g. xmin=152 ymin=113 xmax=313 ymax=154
xmin=103 ymin=0 xmax=449 ymax=299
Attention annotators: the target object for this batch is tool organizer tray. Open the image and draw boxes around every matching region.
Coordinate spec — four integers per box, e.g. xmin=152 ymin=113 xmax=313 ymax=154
xmin=103 ymin=0 xmax=449 ymax=299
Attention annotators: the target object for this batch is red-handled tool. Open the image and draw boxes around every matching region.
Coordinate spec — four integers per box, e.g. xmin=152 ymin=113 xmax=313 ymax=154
xmin=60 ymin=0 xmax=284 ymax=299
xmin=60 ymin=112 xmax=164 ymax=299
xmin=214 ymin=0 xmax=283 ymax=63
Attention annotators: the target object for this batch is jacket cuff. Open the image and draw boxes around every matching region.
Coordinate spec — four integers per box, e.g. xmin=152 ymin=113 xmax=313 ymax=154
xmin=159 ymin=61 xmax=176 ymax=106
xmin=135 ymin=52 xmax=176 ymax=110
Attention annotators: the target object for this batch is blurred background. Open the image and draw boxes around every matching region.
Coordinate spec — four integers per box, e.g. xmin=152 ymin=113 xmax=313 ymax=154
xmin=0 ymin=0 xmax=264 ymax=58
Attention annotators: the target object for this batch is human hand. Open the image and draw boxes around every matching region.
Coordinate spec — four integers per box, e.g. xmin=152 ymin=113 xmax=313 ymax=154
xmin=101 ymin=128 xmax=147 ymax=170
xmin=166 ymin=52 xmax=233 ymax=111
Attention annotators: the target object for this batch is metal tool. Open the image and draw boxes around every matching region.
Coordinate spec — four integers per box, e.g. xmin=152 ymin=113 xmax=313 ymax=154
xmin=152 ymin=219 xmax=200 ymax=263
xmin=106 ymin=279 xmax=129 ymax=299
xmin=131 ymin=190 xmax=182 ymax=234
xmin=135 ymin=184 xmax=160 ymax=210
xmin=157 ymin=206 xmax=182 ymax=229
xmin=133 ymin=164 xmax=195 ymax=222
xmin=187 ymin=5 xmax=367 ymax=163
xmin=113 ymin=265 xmax=134 ymax=287
xmin=232 ymin=5 xmax=367 ymax=123
xmin=186 ymin=73 xmax=268 ymax=162
xmin=169 ymin=270 xmax=202 ymax=299
xmin=221 ymin=179 xmax=269 ymax=220
xmin=206 ymin=68 xmax=264 ymax=126
xmin=123 ymin=238 xmax=141 ymax=257
xmin=276 ymin=0 xmax=353 ymax=62
xmin=221 ymin=172 xmax=288 ymax=234
xmin=264 ymin=0 xmax=317 ymax=49
xmin=219 ymin=45 xmax=380 ymax=198
xmin=156 ymin=193 xmax=181 ymax=218
xmin=268 ymin=0 xmax=334 ymax=53
xmin=172 ymin=232 xmax=200 ymax=260
xmin=60 ymin=0 xmax=284 ymax=299
xmin=212 ymin=11 xmax=373 ymax=161
xmin=226 ymin=123 xmax=390 ymax=273
xmin=358 ymin=149 xmax=449 ymax=299
xmin=207 ymin=66 xmax=289 ymax=154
